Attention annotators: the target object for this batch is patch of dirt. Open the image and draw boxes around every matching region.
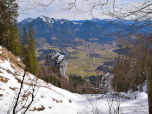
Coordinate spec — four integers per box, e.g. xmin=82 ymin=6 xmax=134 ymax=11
xmin=6 ymin=69 xmax=14 ymax=76
xmin=0 ymin=88 xmax=4 ymax=91
xmin=0 ymin=94 xmax=3 ymax=97
xmin=69 ymin=99 xmax=72 ymax=103
xmin=49 ymin=106 xmax=52 ymax=109
xmin=15 ymin=77 xmax=21 ymax=83
xmin=0 ymin=76 xmax=9 ymax=83
xmin=9 ymin=87 xmax=17 ymax=91
xmin=52 ymin=98 xmax=62 ymax=103
xmin=30 ymin=105 xmax=45 ymax=111
xmin=0 ymin=46 xmax=25 ymax=69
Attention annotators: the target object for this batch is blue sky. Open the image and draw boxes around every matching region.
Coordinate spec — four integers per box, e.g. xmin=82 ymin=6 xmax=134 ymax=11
xmin=17 ymin=0 xmax=112 ymax=22
xmin=17 ymin=0 xmax=143 ymax=22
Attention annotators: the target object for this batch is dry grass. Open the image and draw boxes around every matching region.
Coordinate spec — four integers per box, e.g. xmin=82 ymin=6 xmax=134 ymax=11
xmin=0 ymin=76 xmax=9 ymax=83
xmin=15 ymin=77 xmax=21 ymax=83
xmin=69 ymin=99 xmax=72 ymax=103
xmin=0 ymin=88 xmax=4 ymax=91
xmin=31 ymin=105 xmax=45 ymax=111
xmin=0 ymin=46 xmax=25 ymax=70
xmin=9 ymin=87 xmax=17 ymax=91
xmin=52 ymin=98 xmax=62 ymax=103
xmin=41 ymin=95 xmax=45 ymax=98
xmin=49 ymin=106 xmax=52 ymax=109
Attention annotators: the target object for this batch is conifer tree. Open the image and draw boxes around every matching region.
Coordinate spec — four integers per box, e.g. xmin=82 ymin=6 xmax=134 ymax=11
xmin=53 ymin=76 xmax=57 ymax=86
xmin=21 ymin=26 xmax=29 ymax=65
xmin=0 ymin=1 xmax=8 ymax=46
xmin=10 ymin=24 xmax=21 ymax=56
xmin=21 ymin=24 xmax=37 ymax=74
xmin=0 ymin=0 xmax=20 ymax=56
xmin=58 ymin=79 xmax=61 ymax=88
xmin=27 ymin=23 xmax=37 ymax=74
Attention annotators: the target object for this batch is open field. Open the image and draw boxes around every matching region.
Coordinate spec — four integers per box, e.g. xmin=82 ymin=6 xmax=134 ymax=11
xmin=70 ymin=51 xmax=88 ymax=58
xmin=65 ymin=42 xmax=118 ymax=77
xmin=36 ymin=41 xmax=118 ymax=78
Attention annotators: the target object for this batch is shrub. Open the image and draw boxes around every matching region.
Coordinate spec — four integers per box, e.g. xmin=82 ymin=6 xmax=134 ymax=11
xmin=45 ymin=76 xmax=49 ymax=83
xmin=52 ymin=66 xmax=59 ymax=73
xmin=58 ymin=73 xmax=62 ymax=78
xmin=42 ymin=66 xmax=47 ymax=75
xmin=82 ymin=88 xmax=86 ymax=93
xmin=53 ymin=76 xmax=57 ymax=86
xmin=58 ymin=79 xmax=62 ymax=88
xmin=73 ymin=81 xmax=77 ymax=88
xmin=50 ymin=75 xmax=52 ymax=83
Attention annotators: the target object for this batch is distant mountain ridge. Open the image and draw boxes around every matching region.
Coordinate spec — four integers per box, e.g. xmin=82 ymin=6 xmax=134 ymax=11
xmin=20 ymin=18 xmax=34 ymax=23
xmin=18 ymin=16 xmax=152 ymax=47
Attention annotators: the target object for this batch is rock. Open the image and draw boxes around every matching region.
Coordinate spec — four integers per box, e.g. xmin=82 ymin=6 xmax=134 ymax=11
xmin=45 ymin=52 xmax=68 ymax=76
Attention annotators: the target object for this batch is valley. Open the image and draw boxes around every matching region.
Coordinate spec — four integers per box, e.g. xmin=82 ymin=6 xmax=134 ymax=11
xmin=18 ymin=16 xmax=152 ymax=82
xmin=36 ymin=41 xmax=118 ymax=80
xmin=0 ymin=45 xmax=148 ymax=114
xmin=1 ymin=0 xmax=151 ymax=113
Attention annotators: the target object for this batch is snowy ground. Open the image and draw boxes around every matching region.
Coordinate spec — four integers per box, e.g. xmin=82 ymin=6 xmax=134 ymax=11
xmin=0 ymin=47 xmax=148 ymax=114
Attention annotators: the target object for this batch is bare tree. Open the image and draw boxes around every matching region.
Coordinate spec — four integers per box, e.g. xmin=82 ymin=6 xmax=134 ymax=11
xmin=7 ymin=69 xmax=40 ymax=114
xmin=62 ymin=1 xmax=152 ymax=113
xmin=113 ymin=33 xmax=151 ymax=93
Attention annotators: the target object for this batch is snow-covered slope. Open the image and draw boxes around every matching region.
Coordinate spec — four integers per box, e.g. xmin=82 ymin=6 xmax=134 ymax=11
xmin=0 ymin=46 xmax=82 ymax=114
xmin=20 ymin=18 xmax=34 ymax=23
xmin=0 ymin=46 xmax=148 ymax=114
xmin=38 ymin=15 xmax=71 ymax=25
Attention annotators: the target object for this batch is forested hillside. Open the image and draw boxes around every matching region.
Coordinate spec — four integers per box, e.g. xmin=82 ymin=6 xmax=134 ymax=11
xmin=0 ymin=0 xmax=37 ymax=75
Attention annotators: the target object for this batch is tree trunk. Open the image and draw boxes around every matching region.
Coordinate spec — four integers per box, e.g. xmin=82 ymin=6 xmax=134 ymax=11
xmin=146 ymin=48 xmax=152 ymax=114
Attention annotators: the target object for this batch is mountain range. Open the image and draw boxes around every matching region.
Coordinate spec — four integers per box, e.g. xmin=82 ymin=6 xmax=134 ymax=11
xmin=18 ymin=16 xmax=152 ymax=47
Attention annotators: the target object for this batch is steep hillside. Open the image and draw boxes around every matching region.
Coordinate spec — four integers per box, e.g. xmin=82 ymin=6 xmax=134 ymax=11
xmin=0 ymin=46 xmax=149 ymax=114
xmin=0 ymin=46 xmax=81 ymax=113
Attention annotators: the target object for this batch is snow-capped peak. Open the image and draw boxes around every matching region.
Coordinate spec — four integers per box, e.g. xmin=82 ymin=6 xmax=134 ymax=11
xmin=39 ymin=16 xmax=70 ymax=24
xmin=39 ymin=15 xmax=47 ymax=22
xmin=20 ymin=18 xmax=34 ymax=23
xmin=39 ymin=15 xmax=59 ymax=24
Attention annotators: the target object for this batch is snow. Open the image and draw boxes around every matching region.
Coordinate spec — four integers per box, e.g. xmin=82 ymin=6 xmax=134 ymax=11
xmin=51 ymin=20 xmax=54 ymax=23
xmin=73 ymin=22 xmax=79 ymax=24
xmin=40 ymin=16 xmax=47 ymax=22
xmin=102 ymin=72 xmax=110 ymax=80
xmin=0 ymin=51 xmax=149 ymax=114
xmin=47 ymin=18 xmax=52 ymax=23
xmin=17 ymin=56 xmax=21 ymax=61
xmin=54 ymin=18 xmax=58 ymax=21
xmin=0 ymin=46 xmax=2 ymax=49
xmin=40 ymin=16 xmax=58 ymax=24
xmin=61 ymin=21 xmax=64 ymax=24
xmin=51 ymin=52 xmax=60 ymax=59
xmin=0 ymin=60 xmax=15 ymax=73
xmin=57 ymin=55 xmax=64 ymax=63
xmin=50 ymin=52 xmax=64 ymax=63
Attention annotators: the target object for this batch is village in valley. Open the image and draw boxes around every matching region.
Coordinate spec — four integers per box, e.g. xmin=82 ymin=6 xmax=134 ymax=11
xmin=36 ymin=41 xmax=118 ymax=80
